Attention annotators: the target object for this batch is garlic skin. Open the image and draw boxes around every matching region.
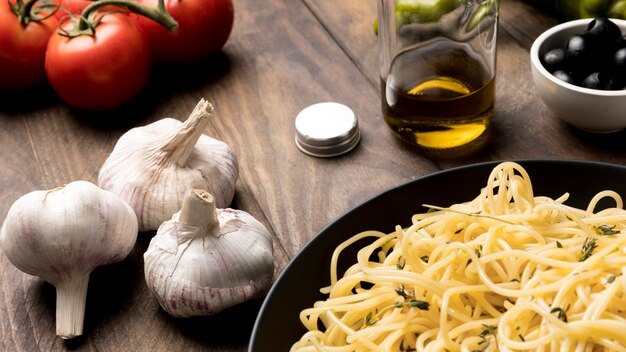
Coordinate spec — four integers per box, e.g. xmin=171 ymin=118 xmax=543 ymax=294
xmin=144 ymin=189 xmax=274 ymax=317
xmin=0 ymin=181 xmax=138 ymax=339
xmin=98 ymin=99 xmax=238 ymax=232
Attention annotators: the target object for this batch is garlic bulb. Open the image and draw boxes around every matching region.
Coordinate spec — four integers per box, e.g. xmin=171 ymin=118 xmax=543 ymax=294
xmin=0 ymin=181 xmax=138 ymax=339
xmin=144 ymin=189 xmax=274 ymax=317
xmin=98 ymin=99 xmax=238 ymax=232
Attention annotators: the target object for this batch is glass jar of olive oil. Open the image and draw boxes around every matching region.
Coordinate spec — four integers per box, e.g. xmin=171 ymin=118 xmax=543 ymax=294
xmin=378 ymin=0 xmax=499 ymax=152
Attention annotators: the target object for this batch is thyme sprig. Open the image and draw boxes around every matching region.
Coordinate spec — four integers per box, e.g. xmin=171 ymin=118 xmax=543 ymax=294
xmin=579 ymin=237 xmax=598 ymax=262
xmin=595 ymin=224 xmax=620 ymax=236
xmin=422 ymin=204 xmax=516 ymax=225
xmin=550 ymin=306 xmax=569 ymax=322
xmin=467 ymin=245 xmax=482 ymax=266
xmin=396 ymin=257 xmax=406 ymax=270
xmin=471 ymin=324 xmax=497 ymax=352
xmin=364 ymin=311 xmax=377 ymax=326
xmin=395 ymin=285 xmax=413 ymax=299
xmin=394 ymin=285 xmax=430 ymax=311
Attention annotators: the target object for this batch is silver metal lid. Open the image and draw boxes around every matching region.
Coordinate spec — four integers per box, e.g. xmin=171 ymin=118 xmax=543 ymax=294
xmin=294 ymin=102 xmax=361 ymax=158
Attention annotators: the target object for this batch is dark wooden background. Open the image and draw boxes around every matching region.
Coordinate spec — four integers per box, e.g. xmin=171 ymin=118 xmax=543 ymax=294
xmin=1 ymin=0 xmax=625 ymax=351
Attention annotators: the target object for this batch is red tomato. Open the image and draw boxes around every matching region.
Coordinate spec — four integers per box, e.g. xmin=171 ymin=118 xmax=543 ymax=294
xmin=135 ymin=0 xmax=234 ymax=64
xmin=45 ymin=13 xmax=152 ymax=111
xmin=0 ymin=0 xmax=59 ymax=91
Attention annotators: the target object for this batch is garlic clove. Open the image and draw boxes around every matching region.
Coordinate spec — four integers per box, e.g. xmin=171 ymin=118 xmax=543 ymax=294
xmin=98 ymin=99 xmax=239 ymax=232
xmin=144 ymin=189 xmax=274 ymax=317
xmin=0 ymin=181 xmax=138 ymax=338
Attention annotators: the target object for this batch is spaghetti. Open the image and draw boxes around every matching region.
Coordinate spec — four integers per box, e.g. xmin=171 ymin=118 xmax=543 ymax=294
xmin=291 ymin=162 xmax=626 ymax=351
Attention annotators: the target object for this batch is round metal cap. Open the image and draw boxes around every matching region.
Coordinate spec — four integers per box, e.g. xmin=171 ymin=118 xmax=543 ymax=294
xmin=294 ymin=102 xmax=360 ymax=158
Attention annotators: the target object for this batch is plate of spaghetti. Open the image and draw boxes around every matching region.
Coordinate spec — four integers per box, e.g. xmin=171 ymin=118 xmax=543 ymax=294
xmin=249 ymin=160 xmax=626 ymax=351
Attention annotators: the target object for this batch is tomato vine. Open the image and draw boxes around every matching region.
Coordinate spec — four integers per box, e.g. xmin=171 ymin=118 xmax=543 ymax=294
xmin=8 ymin=0 xmax=58 ymax=25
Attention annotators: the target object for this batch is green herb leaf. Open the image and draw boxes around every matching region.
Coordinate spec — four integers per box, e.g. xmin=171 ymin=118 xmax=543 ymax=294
xmin=608 ymin=275 xmax=616 ymax=284
xmin=471 ymin=339 xmax=490 ymax=352
xmin=422 ymin=204 xmax=516 ymax=225
xmin=595 ymin=224 xmax=620 ymax=236
xmin=395 ymin=285 xmax=414 ymax=299
xmin=394 ymin=285 xmax=429 ymax=311
xmin=471 ymin=324 xmax=497 ymax=352
xmin=466 ymin=246 xmax=483 ymax=267
xmin=396 ymin=257 xmax=406 ymax=270
xmin=407 ymin=299 xmax=430 ymax=310
xmin=579 ymin=237 xmax=598 ymax=262
xmin=550 ymin=306 xmax=568 ymax=322
xmin=556 ymin=241 xmax=563 ymax=248
xmin=479 ymin=324 xmax=497 ymax=339
xmin=364 ymin=311 xmax=377 ymax=326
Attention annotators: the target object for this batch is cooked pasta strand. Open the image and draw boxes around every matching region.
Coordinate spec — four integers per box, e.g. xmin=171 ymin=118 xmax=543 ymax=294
xmin=291 ymin=162 xmax=626 ymax=351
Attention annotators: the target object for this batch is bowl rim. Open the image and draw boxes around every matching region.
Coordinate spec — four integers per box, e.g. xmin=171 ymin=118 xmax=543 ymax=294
xmin=530 ymin=18 xmax=626 ymax=97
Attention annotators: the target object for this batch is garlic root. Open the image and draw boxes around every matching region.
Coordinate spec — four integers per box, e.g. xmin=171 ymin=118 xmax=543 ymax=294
xmin=98 ymin=99 xmax=239 ymax=232
xmin=0 ymin=181 xmax=138 ymax=339
xmin=144 ymin=189 xmax=274 ymax=317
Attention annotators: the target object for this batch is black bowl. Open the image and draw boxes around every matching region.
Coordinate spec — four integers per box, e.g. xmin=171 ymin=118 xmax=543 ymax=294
xmin=249 ymin=159 xmax=626 ymax=351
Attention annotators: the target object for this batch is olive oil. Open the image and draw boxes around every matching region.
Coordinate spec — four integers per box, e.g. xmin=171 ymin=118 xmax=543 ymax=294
xmin=382 ymin=42 xmax=495 ymax=150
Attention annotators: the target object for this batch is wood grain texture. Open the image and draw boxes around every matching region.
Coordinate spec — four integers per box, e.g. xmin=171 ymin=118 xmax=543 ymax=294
xmin=1 ymin=0 xmax=625 ymax=351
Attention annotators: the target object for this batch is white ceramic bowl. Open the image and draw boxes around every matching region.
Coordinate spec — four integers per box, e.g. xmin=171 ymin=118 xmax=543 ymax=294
xmin=530 ymin=18 xmax=626 ymax=132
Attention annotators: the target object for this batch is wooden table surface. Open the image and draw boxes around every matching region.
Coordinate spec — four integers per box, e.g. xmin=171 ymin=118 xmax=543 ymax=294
xmin=2 ymin=0 xmax=626 ymax=351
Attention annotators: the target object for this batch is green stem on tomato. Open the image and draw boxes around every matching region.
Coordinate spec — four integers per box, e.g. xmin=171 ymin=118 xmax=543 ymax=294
xmin=10 ymin=0 xmax=41 ymax=25
xmin=78 ymin=0 xmax=178 ymax=32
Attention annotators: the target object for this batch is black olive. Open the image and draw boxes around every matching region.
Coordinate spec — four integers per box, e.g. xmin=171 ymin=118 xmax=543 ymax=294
xmin=545 ymin=17 xmax=626 ymax=90
xmin=581 ymin=72 xmax=604 ymax=89
xmin=612 ymin=46 xmax=626 ymax=75
xmin=564 ymin=34 xmax=593 ymax=67
xmin=541 ymin=48 xmax=566 ymax=72
xmin=552 ymin=70 xmax=575 ymax=84
xmin=581 ymin=72 xmax=620 ymax=90
xmin=586 ymin=17 xmax=622 ymax=48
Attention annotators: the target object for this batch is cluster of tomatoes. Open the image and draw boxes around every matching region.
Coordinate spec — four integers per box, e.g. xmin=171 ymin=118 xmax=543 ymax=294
xmin=0 ymin=0 xmax=233 ymax=110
